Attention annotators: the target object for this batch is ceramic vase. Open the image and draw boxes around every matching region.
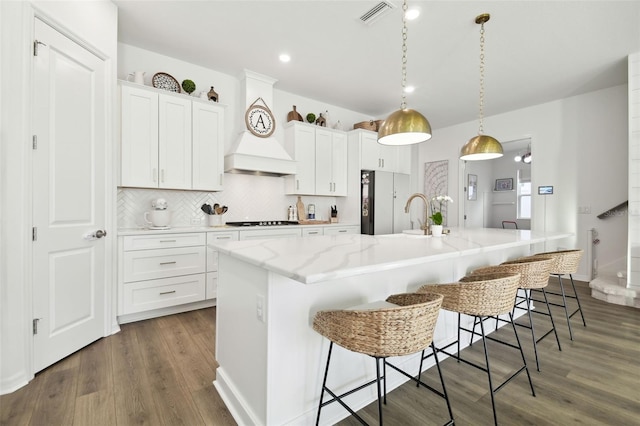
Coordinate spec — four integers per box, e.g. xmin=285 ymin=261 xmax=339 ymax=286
xmin=431 ymin=225 xmax=443 ymax=237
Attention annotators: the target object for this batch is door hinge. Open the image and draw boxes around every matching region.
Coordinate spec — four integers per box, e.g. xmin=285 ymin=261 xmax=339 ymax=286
xmin=32 ymin=227 xmax=37 ymax=241
xmin=32 ymin=135 xmax=38 ymax=150
xmin=33 ymin=318 xmax=40 ymax=335
xmin=33 ymin=40 xmax=46 ymax=56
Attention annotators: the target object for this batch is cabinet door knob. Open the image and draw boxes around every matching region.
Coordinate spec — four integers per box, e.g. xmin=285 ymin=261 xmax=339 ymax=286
xmin=95 ymin=229 xmax=107 ymax=239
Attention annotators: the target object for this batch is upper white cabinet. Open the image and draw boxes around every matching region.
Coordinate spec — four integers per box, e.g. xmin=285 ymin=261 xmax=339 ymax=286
xmin=120 ymin=81 xmax=225 ymax=191
xmin=192 ymin=101 xmax=224 ymax=191
xmin=352 ymin=129 xmax=411 ymax=174
xmin=284 ymin=122 xmax=348 ymax=196
xmin=284 ymin=122 xmax=316 ymax=195
xmin=315 ymin=128 xmax=347 ymax=196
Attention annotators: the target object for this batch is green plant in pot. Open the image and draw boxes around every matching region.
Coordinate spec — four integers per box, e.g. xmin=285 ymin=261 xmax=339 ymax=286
xmin=181 ymin=79 xmax=196 ymax=95
xmin=306 ymin=113 xmax=316 ymax=124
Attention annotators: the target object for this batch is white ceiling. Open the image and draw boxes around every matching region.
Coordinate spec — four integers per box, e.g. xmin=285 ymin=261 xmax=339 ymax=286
xmin=114 ymin=0 xmax=640 ymax=129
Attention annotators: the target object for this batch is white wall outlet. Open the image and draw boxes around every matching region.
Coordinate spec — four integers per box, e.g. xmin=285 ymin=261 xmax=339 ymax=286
xmin=190 ymin=217 xmax=202 ymax=225
xmin=256 ymin=295 xmax=266 ymax=323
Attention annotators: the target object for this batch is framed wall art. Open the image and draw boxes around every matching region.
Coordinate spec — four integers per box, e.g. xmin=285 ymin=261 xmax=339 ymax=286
xmin=467 ymin=174 xmax=477 ymax=200
xmin=494 ymin=178 xmax=513 ymax=191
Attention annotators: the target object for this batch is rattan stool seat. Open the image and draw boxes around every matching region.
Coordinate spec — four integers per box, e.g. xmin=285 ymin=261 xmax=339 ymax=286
xmin=313 ymin=292 xmax=454 ymax=426
xmin=418 ymin=272 xmax=534 ymax=426
xmin=468 ymin=257 xmax=561 ymax=371
xmin=532 ymin=249 xmax=586 ymax=340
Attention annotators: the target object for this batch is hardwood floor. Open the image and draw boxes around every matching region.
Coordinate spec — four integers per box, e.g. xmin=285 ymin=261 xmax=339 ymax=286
xmin=1 ymin=279 xmax=638 ymax=426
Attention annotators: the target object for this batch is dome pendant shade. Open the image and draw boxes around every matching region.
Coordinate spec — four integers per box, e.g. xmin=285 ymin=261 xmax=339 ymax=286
xmin=377 ymin=108 xmax=432 ymax=146
xmin=460 ymin=135 xmax=503 ymax=161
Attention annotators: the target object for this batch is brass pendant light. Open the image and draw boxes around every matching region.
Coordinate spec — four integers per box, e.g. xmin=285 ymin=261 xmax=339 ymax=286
xmin=377 ymin=0 xmax=431 ymax=146
xmin=460 ymin=13 xmax=503 ymax=161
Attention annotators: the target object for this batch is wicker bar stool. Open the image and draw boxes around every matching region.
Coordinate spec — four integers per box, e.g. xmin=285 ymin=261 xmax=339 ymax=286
xmin=532 ymin=249 xmax=586 ymax=340
xmin=468 ymin=256 xmax=561 ymax=371
xmin=418 ymin=272 xmax=535 ymax=426
xmin=313 ymin=292 xmax=454 ymax=426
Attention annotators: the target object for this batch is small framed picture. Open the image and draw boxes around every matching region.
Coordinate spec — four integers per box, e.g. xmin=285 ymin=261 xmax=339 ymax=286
xmin=538 ymin=185 xmax=554 ymax=195
xmin=495 ymin=178 xmax=513 ymax=191
xmin=467 ymin=174 xmax=477 ymax=201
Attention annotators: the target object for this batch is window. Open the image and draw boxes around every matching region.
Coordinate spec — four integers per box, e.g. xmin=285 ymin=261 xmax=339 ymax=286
xmin=517 ymin=169 xmax=531 ymax=219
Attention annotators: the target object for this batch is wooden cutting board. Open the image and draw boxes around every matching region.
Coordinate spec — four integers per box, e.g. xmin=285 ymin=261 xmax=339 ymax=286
xmin=298 ymin=219 xmax=331 ymax=225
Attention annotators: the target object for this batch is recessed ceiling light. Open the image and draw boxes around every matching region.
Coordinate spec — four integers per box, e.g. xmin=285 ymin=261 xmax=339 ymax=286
xmin=403 ymin=86 xmax=415 ymax=93
xmin=405 ymin=8 xmax=420 ymax=20
xmin=279 ymin=54 xmax=291 ymax=63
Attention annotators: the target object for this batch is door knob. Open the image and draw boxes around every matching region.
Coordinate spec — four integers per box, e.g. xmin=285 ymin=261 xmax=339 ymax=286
xmin=95 ymin=230 xmax=107 ymax=238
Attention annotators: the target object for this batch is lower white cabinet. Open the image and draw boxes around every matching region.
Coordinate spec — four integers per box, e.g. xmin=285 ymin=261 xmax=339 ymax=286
xmin=206 ymin=231 xmax=239 ymax=300
xmin=324 ymin=225 xmax=360 ymax=235
xmin=123 ymin=274 xmax=206 ymax=314
xmin=119 ymin=232 xmax=208 ymax=318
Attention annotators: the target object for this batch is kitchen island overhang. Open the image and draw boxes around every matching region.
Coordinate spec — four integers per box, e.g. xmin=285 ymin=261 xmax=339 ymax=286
xmin=211 ymin=228 xmax=571 ymax=426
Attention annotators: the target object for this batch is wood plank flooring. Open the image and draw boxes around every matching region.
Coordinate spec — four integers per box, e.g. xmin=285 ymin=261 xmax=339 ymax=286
xmin=1 ymin=279 xmax=638 ymax=425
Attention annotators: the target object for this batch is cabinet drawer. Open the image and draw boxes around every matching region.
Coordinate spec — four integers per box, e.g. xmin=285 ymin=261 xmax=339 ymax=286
xmin=207 ymin=231 xmax=239 ymax=243
xmin=123 ymin=246 xmax=206 ymax=282
xmin=205 ymin=272 xmax=217 ymax=300
xmin=302 ymin=227 xmax=323 ymax=237
xmin=124 ymin=233 xmax=206 ymax=251
xmin=239 ymin=228 xmax=302 ymax=240
xmin=122 ymin=274 xmax=206 ymax=314
xmin=324 ymin=226 xmax=359 ymax=235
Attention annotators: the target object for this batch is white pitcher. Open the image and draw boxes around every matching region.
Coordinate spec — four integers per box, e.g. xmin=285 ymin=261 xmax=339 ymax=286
xmin=128 ymin=71 xmax=145 ymax=85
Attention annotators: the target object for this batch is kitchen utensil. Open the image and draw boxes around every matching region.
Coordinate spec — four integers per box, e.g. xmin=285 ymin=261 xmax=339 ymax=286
xmin=201 ymin=203 xmax=213 ymax=215
xmin=221 ymin=206 xmax=228 ymax=214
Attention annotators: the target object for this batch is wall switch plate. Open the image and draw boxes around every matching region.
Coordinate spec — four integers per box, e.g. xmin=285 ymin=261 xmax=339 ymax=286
xmin=578 ymin=206 xmax=591 ymax=214
xmin=191 ymin=217 xmax=202 ymax=225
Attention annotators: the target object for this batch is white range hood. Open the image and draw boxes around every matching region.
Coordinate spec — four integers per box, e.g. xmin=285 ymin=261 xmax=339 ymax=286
xmin=224 ymin=70 xmax=296 ymax=176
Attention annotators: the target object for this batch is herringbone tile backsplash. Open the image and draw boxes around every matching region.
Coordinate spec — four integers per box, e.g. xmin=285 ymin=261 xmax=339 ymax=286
xmin=117 ymin=174 xmax=336 ymax=229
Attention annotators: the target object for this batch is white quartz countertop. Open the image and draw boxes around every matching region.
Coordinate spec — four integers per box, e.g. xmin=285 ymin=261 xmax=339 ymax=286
xmin=211 ymin=227 xmax=571 ymax=284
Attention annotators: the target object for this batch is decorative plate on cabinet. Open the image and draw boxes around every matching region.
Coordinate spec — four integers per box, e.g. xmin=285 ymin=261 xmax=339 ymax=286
xmin=152 ymin=72 xmax=181 ymax=93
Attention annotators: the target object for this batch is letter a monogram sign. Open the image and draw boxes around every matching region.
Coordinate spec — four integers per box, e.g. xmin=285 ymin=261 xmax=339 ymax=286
xmin=245 ymin=97 xmax=276 ymax=138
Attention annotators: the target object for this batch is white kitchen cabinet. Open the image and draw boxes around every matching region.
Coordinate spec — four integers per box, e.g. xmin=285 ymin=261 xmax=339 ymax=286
xmin=315 ymin=128 xmax=348 ymax=196
xmin=120 ymin=81 xmax=225 ymax=191
xmin=301 ymin=227 xmax=323 ymax=237
xmin=284 ymin=122 xmax=348 ymax=196
xmin=119 ymin=232 xmax=207 ymax=318
xmin=323 ymin=225 xmax=360 ymax=235
xmin=352 ymin=128 xmax=410 ymax=174
xmin=192 ymin=101 xmax=225 ymax=191
xmin=284 ymin=122 xmax=316 ymax=195
xmin=206 ymin=231 xmax=239 ymax=300
xmin=239 ymin=228 xmax=302 ymax=240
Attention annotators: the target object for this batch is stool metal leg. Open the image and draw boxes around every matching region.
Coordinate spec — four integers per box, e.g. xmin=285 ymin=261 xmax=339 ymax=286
xmin=432 ymin=342 xmax=455 ymax=423
xmin=316 ymin=342 xmax=334 ymax=426
xmin=524 ymin=291 xmax=540 ymax=372
xmin=509 ymin=312 xmax=536 ymax=397
xmin=542 ymin=288 xmax=562 ymax=351
xmin=557 ymin=274 xmax=575 ymax=340
xmin=375 ymin=357 xmax=384 ymax=426
xmin=569 ymin=274 xmax=587 ymax=327
xmin=478 ymin=318 xmax=499 ymax=426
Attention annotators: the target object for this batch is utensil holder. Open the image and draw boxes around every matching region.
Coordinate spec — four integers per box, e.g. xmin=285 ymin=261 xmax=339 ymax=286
xmin=208 ymin=215 xmax=224 ymax=227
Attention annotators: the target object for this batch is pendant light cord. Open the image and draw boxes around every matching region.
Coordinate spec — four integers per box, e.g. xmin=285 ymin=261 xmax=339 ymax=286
xmin=400 ymin=0 xmax=408 ymax=110
xmin=478 ymin=19 xmax=486 ymax=135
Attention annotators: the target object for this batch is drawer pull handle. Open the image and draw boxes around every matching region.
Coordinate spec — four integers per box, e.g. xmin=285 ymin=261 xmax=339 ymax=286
xmin=159 ymin=290 xmax=176 ymax=295
xmin=217 ymin=236 xmax=231 ymax=240
xmin=159 ymin=240 xmax=177 ymax=243
xmin=309 ymin=232 xmax=318 ymax=235
xmin=159 ymin=261 xmax=177 ymax=265
xmin=338 ymin=230 xmax=347 ymax=233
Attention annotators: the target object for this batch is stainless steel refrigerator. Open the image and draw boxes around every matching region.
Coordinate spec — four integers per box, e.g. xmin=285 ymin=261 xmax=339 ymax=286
xmin=361 ymin=170 xmax=411 ymax=235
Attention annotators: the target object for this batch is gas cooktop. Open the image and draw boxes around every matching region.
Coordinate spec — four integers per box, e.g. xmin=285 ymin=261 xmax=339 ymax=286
xmin=225 ymin=221 xmax=299 ymax=227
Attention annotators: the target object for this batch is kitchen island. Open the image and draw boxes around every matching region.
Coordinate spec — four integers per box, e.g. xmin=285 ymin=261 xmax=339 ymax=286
xmin=211 ymin=228 xmax=571 ymax=426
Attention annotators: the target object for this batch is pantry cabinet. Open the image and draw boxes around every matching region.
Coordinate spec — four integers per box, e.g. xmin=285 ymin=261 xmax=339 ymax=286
xmin=284 ymin=122 xmax=348 ymax=196
xmin=120 ymin=81 xmax=224 ymax=191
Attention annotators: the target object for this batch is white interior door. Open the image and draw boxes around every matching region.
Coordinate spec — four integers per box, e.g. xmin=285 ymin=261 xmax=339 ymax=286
xmin=32 ymin=18 xmax=107 ymax=372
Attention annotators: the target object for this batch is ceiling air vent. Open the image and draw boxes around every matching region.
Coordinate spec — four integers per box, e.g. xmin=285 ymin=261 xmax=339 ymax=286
xmin=359 ymin=1 xmax=396 ymax=25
